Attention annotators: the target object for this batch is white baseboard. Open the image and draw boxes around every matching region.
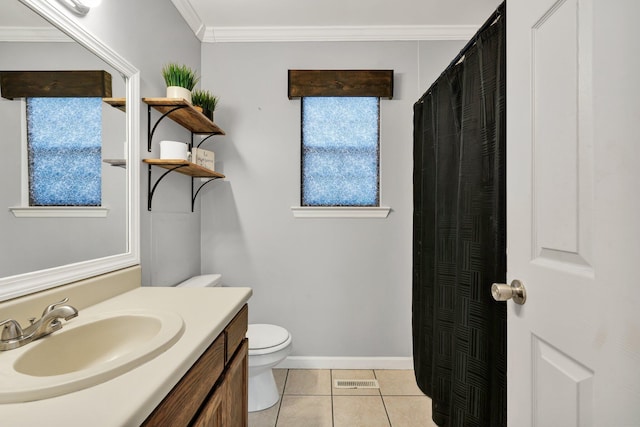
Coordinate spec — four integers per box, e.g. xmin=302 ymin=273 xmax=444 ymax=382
xmin=277 ymin=356 xmax=414 ymax=370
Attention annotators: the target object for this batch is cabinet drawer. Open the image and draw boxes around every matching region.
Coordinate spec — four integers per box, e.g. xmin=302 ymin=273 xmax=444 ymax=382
xmin=225 ymin=304 xmax=248 ymax=361
xmin=142 ymin=332 xmax=225 ymax=426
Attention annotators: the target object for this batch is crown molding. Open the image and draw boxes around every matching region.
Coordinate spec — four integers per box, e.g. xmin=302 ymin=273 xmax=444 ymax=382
xmin=202 ymin=24 xmax=479 ymax=43
xmin=170 ymin=0 xmax=479 ymax=43
xmin=0 ymin=26 xmax=72 ymax=42
xmin=171 ymin=0 xmax=205 ymax=40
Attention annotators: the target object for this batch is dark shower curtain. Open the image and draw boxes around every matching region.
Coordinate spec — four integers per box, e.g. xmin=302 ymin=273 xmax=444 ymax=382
xmin=412 ymin=3 xmax=506 ymax=427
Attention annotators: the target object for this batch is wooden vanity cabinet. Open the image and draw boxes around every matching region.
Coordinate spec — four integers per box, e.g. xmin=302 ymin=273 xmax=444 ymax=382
xmin=143 ymin=305 xmax=248 ymax=427
xmin=194 ymin=339 xmax=248 ymax=427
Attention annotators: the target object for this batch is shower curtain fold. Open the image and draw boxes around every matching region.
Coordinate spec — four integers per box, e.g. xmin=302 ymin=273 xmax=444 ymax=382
xmin=412 ymin=3 xmax=506 ymax=426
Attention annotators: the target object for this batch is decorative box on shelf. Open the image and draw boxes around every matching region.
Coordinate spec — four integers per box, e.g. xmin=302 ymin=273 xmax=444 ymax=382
xmin=191 ymin=147 xmax=215 ymax=171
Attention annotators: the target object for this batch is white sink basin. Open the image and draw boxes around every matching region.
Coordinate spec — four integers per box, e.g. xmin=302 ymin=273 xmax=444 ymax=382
xmin=0 ymin=309 xmax=184 ymax=403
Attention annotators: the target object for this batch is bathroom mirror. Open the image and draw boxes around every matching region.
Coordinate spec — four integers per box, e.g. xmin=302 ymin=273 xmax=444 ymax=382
xmin=0 ymin=0 xmax=140 ymax=302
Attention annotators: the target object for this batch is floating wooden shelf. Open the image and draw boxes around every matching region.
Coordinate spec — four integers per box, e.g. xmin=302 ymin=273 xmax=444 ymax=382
xmin=143 ymin=159 xmax=225 ymax=179
xmin=103 ymin=158 xmax=126 ymax=168
xmin=142 ymin=98 xmax=225 ymax=135
xmin=143 ymin=97 xmax=226 ymax=211
xmin=103 ymin=97 xmax=126 ymax=112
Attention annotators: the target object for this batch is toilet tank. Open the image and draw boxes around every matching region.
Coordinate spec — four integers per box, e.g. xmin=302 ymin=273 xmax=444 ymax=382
xmin=176 ymin=274 xmax=222 ymax=288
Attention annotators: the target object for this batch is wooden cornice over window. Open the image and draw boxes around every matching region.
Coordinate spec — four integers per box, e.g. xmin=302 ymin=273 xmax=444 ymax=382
xmin=288 ymin=70 xmax=393 ymax=99
xmin=0 ymin=70 xmax=112 ymax=100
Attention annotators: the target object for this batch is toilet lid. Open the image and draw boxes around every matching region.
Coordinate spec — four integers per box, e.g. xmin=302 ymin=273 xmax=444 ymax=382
xmin=247 ymin=324 xmax=290 ymax=350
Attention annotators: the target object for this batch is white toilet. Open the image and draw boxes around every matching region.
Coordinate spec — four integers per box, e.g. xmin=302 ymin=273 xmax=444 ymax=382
xmin=175 ymin=275 xmax=292 ymax=413
xmin=246 ymin=323 xmax=292 ymax=412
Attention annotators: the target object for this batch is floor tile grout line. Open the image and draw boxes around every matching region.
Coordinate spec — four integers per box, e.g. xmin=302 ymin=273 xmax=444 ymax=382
xmin=273 ymin=369 xmax=289 ymax=427
xmin=373 ymin=369 xmax=382 ymax=397
xmin=373 ymin=370 xmax=393 ymax=426
xmin=330 ymin=369 xmax=335 ymax=427
xmin=374 ymin=369 xmax=382 ymax=398
xmin=281 ymin=394 xmax=333 ymax=396
xmin=379 ymin=394 xmax=393 ymax=426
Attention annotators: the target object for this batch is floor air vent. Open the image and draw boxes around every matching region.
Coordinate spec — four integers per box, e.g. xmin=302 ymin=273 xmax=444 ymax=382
xmin=334 ymin=379 xmax=380 ymax=389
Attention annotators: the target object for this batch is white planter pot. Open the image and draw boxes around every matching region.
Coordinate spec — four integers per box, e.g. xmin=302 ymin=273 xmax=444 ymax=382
xmin=166 ymin=86 xmax=192 ymax=103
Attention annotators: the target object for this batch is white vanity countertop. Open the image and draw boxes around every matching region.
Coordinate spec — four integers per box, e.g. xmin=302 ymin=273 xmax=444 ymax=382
xmin=0 ymin=286 xmax=252 ymax=427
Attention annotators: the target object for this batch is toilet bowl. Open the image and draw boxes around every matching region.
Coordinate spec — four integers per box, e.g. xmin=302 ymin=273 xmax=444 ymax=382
xmin=175 ymin=275 xmax=292 ymax=413
xmin=246 ymin=324 xmax=292 ymax=412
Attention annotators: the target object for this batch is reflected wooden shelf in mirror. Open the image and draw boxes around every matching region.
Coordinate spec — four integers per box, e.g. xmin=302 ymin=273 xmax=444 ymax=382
xmin=142 ymin=98 xmax=225 ymax=135
xmin=142 ymin=160 xmax=225 ymax=179
xmin=103 ymin=97 xmax=126 ymax=112
xmin=103 ymin=158 xmax=127 ymax=168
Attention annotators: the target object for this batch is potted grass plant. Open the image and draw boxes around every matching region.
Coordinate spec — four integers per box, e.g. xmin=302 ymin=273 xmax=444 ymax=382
xmin=191 ymin=89 xmax=219 ymax=121
xmin=161 ymin=63 xmax=200 ymax=103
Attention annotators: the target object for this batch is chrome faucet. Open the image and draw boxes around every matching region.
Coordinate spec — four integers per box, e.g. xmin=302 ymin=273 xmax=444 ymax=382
xmin=0 ymin=298 xmax=78 ymax=351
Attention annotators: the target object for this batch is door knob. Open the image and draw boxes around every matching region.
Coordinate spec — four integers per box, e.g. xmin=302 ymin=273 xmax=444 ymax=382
xmin=491 ymin=280 xmax=527 ymax=305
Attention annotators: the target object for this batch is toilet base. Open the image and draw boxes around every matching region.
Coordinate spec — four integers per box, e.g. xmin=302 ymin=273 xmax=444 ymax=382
xmin=248 ymin=369 xmax=280 ymax=412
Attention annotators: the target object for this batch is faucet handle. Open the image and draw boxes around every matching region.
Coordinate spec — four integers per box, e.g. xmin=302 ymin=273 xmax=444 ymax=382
xmin=42 ymin=297 xmax=70 ymax=316
xmin=0 ymin=319 xmax=24 ymax=341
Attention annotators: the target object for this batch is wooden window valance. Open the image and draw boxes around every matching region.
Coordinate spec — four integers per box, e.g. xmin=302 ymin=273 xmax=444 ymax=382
xmin=0 ymin=70 xmax=112 ymax=100
xmin=288 ymin=70 xmax=393 ymax=99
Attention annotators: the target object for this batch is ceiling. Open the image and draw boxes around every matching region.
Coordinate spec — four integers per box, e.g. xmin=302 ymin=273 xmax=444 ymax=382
xmin=2 ymin=1 xmax=503 ymax=43
xmin=172 ymin=0 xmax=503 ymax=42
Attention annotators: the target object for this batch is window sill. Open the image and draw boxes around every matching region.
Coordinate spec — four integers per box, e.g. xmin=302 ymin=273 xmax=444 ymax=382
xmin=10 ymin=207 xmax=109 ymax=218
xmin=291 ymin=206 xmax=391 ymax=218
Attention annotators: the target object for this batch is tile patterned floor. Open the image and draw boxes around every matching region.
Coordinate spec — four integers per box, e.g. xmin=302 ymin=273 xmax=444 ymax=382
xmin=248 ymin=369 xmax=438 ymax=427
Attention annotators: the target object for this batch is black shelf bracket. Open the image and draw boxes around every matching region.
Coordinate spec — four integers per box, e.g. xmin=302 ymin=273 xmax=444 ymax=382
xmin=147 ymin=163 xmax=188 ymax=211
xmin=195 ymin=133 xmax=217 ymax=148
xmin=147 ymin=104 xmax=188 ymax=152
xmin=191 ymin=176 xmax=222 ymax=212
xmin=145 ymin=100 xmax=223 ymax=212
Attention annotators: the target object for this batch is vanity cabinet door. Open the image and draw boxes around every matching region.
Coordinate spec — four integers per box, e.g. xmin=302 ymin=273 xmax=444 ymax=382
xmin=144 ymin=304 xmax=248 ymax=427
xmin=192 ymin=339 xmax=248 ymax=427
xmin=142 ymin=334 xmax=225 ymax=426
xmin=224 ymin=339 xmax=248 ymax=427
xmin=192 ymin=383 xmax=225 ymax=427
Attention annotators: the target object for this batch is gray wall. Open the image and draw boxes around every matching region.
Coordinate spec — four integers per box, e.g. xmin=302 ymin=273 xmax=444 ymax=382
xmin=64 ymin=0 xmax=204 ymax=287
xmin=199 ymin=40 xmax=465 ymax=358
xmin=6 ymin=0 xmax=471 ymax=359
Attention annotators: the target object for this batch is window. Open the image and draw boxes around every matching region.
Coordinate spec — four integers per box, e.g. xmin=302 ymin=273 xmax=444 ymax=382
xmin=301 ymin=96 xmax=379 ymax=206
xmin=288 ymin=69 xmax=393 ymax=217
xmin=1 ymin=70 xmax=111 ymax=215
xmin=26 ymin=97 xmax=102 ymax=206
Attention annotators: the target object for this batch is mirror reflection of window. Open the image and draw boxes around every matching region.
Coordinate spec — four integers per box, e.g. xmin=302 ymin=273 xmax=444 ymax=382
xmin=26 ymin=97 xmax=102 ymax=206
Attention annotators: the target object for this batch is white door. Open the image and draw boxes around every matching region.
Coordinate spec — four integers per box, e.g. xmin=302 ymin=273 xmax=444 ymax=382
xmin=506 ymin=0 xmax=640 ymax=426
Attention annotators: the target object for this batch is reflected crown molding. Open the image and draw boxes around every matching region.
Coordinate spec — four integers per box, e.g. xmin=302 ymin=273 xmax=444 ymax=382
xmin=0 ymin=26 xmax=72 ymax=42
